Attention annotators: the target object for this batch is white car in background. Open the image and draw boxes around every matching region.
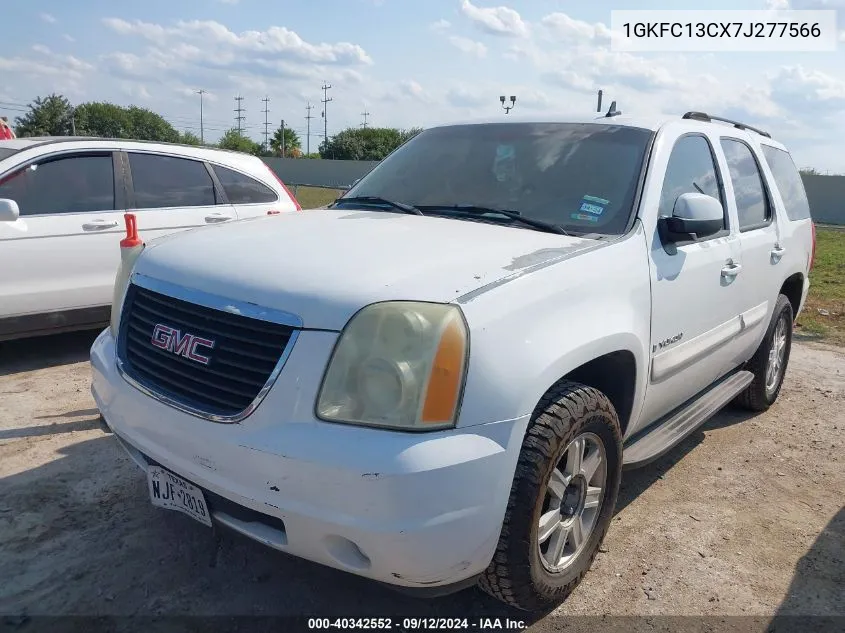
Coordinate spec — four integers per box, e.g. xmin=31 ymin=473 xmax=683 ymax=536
xmin=0 ymin=137 xmax=300 ymax=341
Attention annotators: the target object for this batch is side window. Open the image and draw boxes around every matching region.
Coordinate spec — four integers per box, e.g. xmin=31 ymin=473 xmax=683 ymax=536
xmin=213 ymin=165 xmax=278 ymax=204
xmin=128 ymin=153 xmax=216 ymax=209
xmin=761 ymin=145 xmax=811 ymax=221
xmin=720 ymin=139 xmax=770 ymax=230
xmin=659 ymin=135 xmax=725 ymax=230
xmin=0 ymin=154 xmax=114 ymax=216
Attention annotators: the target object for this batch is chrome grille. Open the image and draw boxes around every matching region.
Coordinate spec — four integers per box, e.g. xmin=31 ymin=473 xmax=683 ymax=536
xmin=116 ymin=281 xmax=297 ymax=421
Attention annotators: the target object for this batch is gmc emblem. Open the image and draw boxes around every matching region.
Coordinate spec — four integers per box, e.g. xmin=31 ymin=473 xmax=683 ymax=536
xmin=151 ymin=324 xmax=215 ymax=365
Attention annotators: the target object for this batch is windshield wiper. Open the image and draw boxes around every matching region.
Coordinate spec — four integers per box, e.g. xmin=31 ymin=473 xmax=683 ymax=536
xmin=417 ymin=204 xmax=569 ymax=236
xmin=333 ymin=195 xmax=423 ymax=216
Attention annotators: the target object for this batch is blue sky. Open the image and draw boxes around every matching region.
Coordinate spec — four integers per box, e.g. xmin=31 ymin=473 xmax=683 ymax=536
xmin=1 ymin=0 xmax=844 ymax=170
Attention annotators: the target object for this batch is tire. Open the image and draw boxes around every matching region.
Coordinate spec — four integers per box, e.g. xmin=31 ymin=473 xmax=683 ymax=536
xmin=478 ymin=381 xmax=623 ymax=612
xmin=734 ymin=294 xmax=794 ymax=412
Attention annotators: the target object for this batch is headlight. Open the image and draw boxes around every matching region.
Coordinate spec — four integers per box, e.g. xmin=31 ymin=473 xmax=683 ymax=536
xmin=316 ymin=301 xmax=469 ymax=431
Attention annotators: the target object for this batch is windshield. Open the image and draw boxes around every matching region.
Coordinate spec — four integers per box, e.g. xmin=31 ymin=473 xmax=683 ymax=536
xmin=341 ymin=122 xmax=653 ymax=235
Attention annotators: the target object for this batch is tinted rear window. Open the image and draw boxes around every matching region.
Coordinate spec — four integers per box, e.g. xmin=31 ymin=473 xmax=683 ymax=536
xmin=129 ymin=153 xmax=216 ymax=209
xmin=761 ymin=146 xmax=811 ymax=221
xmin=342 ymin=123 xmax=653 ymax=235
xmin=0 ymin=148 xmax=19 ymax=162
xmin=213 ymin=165 xmax=277 ymax=204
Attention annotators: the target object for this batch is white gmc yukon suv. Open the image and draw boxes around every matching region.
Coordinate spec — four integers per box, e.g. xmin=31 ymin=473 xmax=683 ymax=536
xmin=90 ymin=112 xmax=815 ymax=611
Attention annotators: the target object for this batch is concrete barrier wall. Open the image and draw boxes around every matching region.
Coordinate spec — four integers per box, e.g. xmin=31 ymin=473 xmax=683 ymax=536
xmin=263 ymin=159 xmax=845 ymax=225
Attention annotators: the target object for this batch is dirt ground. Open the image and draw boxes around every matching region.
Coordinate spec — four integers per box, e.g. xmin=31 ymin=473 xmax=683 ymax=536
xmin=0 ymin=330 xmax=842 ymax=632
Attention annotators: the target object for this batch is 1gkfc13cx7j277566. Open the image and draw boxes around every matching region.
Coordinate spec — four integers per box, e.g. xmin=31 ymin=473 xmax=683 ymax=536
xmin=90 ymin=111 xmax=815 ymax=611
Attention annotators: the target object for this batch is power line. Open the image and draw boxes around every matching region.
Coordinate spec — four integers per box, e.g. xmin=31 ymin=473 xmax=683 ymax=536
xmin=320 ymin=82 xmax=332 ymax=147
xmin=234 ymin=95 xmax=245 ymax=134
xmin=361 ymin=109 xmax=370 ymax=128
xmin=261 ymin=96 xmax=270 ymax=152
xmin=305 ymin=102 xmax=314 ymax=156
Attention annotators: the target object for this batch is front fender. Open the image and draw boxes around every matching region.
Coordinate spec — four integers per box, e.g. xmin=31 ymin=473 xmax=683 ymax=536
xmin=456 ymin=224 xmax=652 ymax=434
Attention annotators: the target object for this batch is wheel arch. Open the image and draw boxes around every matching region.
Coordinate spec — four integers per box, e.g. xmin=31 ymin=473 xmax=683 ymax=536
xmin=779 ymin=272 xmax=804 ymax=318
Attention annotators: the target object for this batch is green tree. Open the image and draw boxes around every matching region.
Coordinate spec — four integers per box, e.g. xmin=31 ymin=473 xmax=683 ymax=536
xmin=319 ymin=127 xmax=423 ymax=160
xmin=13 ymin=94 xmax=74 ymax=137
xmin=270 ymin=125 xmax=302 ymax=157
xmin=177 ymin=130 xmax=202 ymax=146
xmin=125 ymin=106 xmax=180 ymax=142
xmin=72 ymin=102 xmax=180 ymax=142
xmin=74 ymin=102 xmax=131 ymax=138
xmin=217 ymin=129 xmax=262 ymax=155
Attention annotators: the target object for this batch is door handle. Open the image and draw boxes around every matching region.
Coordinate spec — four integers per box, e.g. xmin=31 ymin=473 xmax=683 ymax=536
xmin=771 ymin=245 xmax=786 ymax=260
xmin=81 ymin=219 xmax=119 ymax=230
xmin=721 ymin=262 xmax=742 ymax=278
xmin=204 ymin=214 xmax=232 ymax=223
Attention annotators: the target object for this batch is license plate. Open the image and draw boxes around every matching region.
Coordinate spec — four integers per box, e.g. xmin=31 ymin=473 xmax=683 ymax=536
xmin=147 ymin=466 xmax=212 ymax=528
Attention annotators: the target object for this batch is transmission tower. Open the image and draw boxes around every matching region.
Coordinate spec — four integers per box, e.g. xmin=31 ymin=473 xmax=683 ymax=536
xmin=261 ymin=96 xmax=270 ymax=151
xmin=361 ymin=110 xmax=370 ymax=128
xmin=234 ymin=95 xmax=245 ymax=133
xmin=305 ymin=102 xmax=314 ymax=156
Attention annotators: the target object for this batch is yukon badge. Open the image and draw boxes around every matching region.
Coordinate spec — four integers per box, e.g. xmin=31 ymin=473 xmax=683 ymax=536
xmin=151 ymin=324 xmax=215 ymax=365
xmin=653 ymin=332 xmax=684 ymax=354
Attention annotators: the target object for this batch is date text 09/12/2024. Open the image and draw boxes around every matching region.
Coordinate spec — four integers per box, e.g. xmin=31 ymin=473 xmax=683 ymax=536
xmin=307 ymin=619 xmax=527 ymax=630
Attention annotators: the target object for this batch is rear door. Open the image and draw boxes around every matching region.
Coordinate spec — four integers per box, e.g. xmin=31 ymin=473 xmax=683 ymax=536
xmin=124 ymin=151 xmax=236 ymax=240
xmin=0 ymin=151 xmax=124 ymax=320
xmin=715 ymin=137 xmax=782 ymax=364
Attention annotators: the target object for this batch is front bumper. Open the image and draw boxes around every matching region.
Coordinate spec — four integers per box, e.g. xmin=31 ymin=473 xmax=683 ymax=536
xmin=90 ymin=328 xmax=528 ymax=589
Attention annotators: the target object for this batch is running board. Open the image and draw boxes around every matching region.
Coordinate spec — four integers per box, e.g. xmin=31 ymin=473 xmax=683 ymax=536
xmin=622 ymin=370 xmax=754 ymax=470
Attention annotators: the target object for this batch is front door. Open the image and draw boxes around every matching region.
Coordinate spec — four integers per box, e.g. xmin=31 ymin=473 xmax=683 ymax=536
xmin=0 ymin=151 xmax=124 ymax=320
xmin=638 ymin=132 xmax=744 ymax=427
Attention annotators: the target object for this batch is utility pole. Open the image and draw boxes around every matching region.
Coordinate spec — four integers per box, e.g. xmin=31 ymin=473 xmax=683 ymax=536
xmin=234 ymin=95 xmax=245 ymax=134
xmin=196 ymin=89 xmax=206 ymax=144
xmin=305 ymin=102 xmax=313 ymax=156
xmin=280 ymin=119 xmax=285 ymax=158
xmin=360 ymin=109 xmax=370 ymax=128
xmin=320 ymin=82 xmax=332 ymax=145
xmin=262 ymin=96 xmax=270 ymax=152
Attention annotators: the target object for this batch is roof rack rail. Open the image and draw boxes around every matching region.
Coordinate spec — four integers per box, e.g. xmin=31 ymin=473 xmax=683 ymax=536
xmin=682 ymin=111 xmax=771 ymax=138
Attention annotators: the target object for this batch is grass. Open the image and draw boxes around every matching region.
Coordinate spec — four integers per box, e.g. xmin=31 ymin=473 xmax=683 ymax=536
xmin=293 ymin=186 xmax=343 ymax=209
xmin=795 ymin=227 xmax=845 ymax=345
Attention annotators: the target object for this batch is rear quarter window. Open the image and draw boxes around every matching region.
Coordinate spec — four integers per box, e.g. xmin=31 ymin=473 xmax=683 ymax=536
xmin=760 ymin=146 xmax=811 ymax=221
xmin=213 ymin=165 xmax=278 ymax=204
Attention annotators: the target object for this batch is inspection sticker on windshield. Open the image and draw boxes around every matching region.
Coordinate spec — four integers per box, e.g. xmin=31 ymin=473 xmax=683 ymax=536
xmin=579 ymin=195 xmax=609 ymax=216
xmin=571 ymin=213 xmax=600 ymax=223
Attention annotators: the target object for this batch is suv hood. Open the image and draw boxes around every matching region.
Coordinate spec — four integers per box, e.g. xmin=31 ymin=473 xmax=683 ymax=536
xmin=133 ymin=209 xmax=593 ymax=331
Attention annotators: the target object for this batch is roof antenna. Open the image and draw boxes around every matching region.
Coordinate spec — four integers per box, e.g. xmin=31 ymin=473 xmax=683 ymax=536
xmin=605 ymin=100 xmax=622 ymax=118
xmin=597 ymin=89 xmax=603 ymax=113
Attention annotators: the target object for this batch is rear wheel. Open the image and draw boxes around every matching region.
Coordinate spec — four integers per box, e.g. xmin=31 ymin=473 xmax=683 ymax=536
xmin=479 ymin=381 xmax=622 ymax=612
xmin=734 ymin=294 xmax=794 ymax=412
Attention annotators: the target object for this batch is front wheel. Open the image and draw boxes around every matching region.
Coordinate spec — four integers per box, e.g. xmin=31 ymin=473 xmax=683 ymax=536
xmin=479 ymin=381 xmax=623 ymax=612
xmin=734 ymin=294 xmax=794 ymax=412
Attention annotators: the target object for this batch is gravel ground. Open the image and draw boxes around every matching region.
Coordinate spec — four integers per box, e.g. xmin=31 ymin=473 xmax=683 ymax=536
xmin=0 ymin=330 xmax=842 ymax=633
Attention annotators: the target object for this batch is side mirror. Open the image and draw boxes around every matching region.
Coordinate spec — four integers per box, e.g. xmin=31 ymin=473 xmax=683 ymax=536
xmin=659 ymin=192 xmax=723 ymax=242
xmin=0 ymin=198 xmax=19 ymax=222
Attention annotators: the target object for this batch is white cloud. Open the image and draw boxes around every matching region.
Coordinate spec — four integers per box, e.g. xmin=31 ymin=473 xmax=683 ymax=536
xmin=63 ymin=34 xmax=76 ymax=43
xmin=769 ymin=65 xmax=845 ymax=112
xmin=448 ymin=36 xmax=487 ymax=57
xmin=540 ymin=13 xmax=611 ymax=43
xmin=430 ymin=19 xmax=451 ymax=32
xmin=39 ymin=12 xmax=56 ymax=24
xmin=446 ymin=86 xmax=490 ymax=108
xmin=459 ymin=0 xmax=528 ymax=37
xmin=102 ymin=18 xmax=373 ymax=65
